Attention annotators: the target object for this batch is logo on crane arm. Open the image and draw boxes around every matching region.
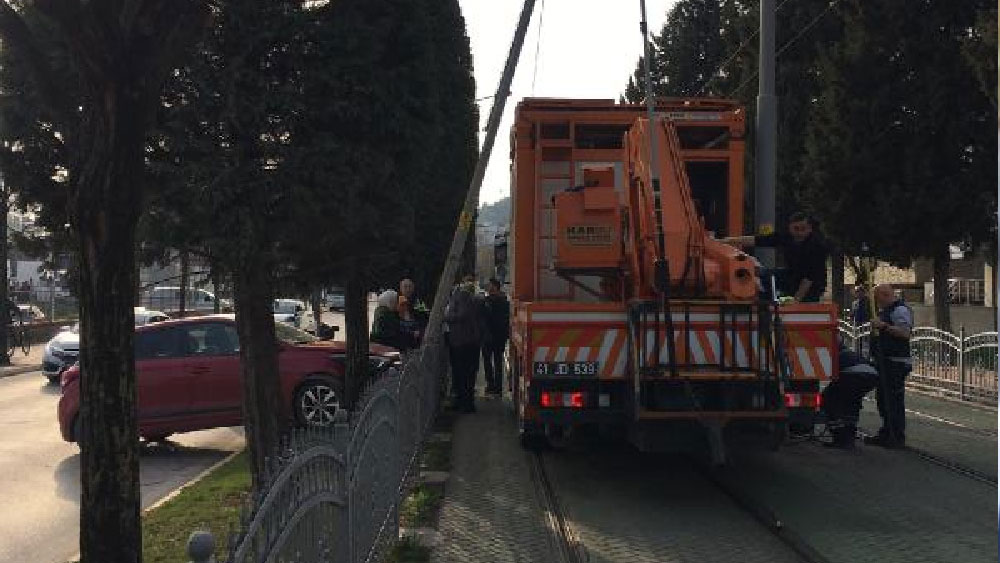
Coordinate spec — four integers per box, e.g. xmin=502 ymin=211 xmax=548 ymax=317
xmin=566 ymin=224 xmax=614 ymax=246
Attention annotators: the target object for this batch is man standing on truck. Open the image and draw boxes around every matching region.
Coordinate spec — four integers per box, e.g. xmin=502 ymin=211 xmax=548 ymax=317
xmin=864 ymin=284 xmax=913 ymax=448
xmin=724 ymin=212 xmax=830 ymax=302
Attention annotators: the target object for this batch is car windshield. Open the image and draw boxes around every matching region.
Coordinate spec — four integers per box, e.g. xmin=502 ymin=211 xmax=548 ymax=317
xmin=274 ymin=321 xmax=318 ymax=345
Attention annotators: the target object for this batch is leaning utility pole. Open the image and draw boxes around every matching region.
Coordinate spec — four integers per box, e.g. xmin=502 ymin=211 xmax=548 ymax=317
xmin=755 ymin=0 xmax=777 ymax=267
xmin=424 ymin=0 xmax=537 ymax=341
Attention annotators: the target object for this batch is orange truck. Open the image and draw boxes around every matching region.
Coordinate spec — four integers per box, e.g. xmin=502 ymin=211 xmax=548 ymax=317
xmin=508 ymin=98 xmax=837 ymax=463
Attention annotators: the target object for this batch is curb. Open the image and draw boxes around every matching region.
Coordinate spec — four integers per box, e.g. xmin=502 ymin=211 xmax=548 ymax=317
xmin=65 ymin=448 xmax=244 ymax=563
xmin=906 ymin=384 xmax=998 ymax=413
xmin=0 ymin=364 xmax=42 ymax=379
xmin=143 ymin=448 xmax=245 ymax=515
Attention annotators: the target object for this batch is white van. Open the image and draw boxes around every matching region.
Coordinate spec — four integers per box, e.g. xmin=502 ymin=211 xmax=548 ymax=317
xmin=143 ymin=286 xmax=230 ymax=313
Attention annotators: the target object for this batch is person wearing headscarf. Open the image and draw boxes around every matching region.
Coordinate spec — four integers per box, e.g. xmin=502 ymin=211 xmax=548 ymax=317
xmin=370 ymin=290 xmax=414 ymax=351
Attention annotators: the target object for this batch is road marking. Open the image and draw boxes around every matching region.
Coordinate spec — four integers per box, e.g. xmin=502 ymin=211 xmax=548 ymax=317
xmin=862 ymin=396 xmax=996 ymax=435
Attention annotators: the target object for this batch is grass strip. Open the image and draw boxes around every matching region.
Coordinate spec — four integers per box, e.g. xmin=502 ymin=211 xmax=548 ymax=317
xmin=386 ymin=536 xmax=431 ymax=563
xmin=420 ymin=439 xmax=451 ymax=472
xmin=142 ymin=450 xmax=251 ymax=563
xmin=400 ymin=484 xmax=444 ymax=529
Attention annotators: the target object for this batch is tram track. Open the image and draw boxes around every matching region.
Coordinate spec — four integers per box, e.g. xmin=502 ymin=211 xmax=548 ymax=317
xmin=529 ymin=442 xmax=825 ymax=563
xmin=697 ymin=461 xmax=833 ymax=563
xmin=528 ymin=450 xmax=587 ymax=563
xmin=855 ymin=428 xmax=998 ymax=487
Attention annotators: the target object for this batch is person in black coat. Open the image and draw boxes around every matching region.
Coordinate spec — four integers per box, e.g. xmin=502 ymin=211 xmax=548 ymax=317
xmin=480 ymin=278 xmax=510 ymax=397
xmin=444 ymin=276 xmax=485 ymax=413
xmin=724 ymin=212 xmax=830 ymax=302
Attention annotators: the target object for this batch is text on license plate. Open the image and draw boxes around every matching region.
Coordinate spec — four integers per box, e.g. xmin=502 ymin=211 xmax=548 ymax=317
xmin=533 ymin=361 xmax=599 ymax=376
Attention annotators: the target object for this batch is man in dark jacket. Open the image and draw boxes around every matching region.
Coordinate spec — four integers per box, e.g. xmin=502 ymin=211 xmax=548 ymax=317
xmin=444 ymin=276 xmax=484 ymax=413
xmin=481 ymin=278 xmax=510 ymax=397
xmin=724 ymin=212 xmax=830 ymax=302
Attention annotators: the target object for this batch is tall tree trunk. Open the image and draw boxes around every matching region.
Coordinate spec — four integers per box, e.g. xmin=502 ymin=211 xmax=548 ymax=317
xmin=830 ymin=250 xmax=846 ymax=312
xmin=0 ymin=191 xmax=9 ymax=366
xmin=344 ymin=261 xmax=369 ymax=410
xmin=178 ymin=247 xmax=189 ymax=317
xmin=233 ymin=257 xmax=284 ymax=491
xmin=73 ymin=97 xmax=145 ymax=563
xmin=932 ymin=245 xmax=952 ymax=331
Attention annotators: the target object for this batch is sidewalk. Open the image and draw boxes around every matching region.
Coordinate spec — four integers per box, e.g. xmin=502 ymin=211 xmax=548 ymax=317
xmin=430 ymin=398 xmax=560 ymax=563
xmin=0 ymin=344 xmax=45 ymax=378
xmin=857 ymin=389 xmax=997 ymax=479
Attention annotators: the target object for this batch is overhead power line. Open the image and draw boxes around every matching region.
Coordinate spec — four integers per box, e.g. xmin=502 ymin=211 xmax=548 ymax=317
xmin=728 ymin=0 xmax=842 ymax=98
xmin=693 ymin=0 xmax=796 ymax=97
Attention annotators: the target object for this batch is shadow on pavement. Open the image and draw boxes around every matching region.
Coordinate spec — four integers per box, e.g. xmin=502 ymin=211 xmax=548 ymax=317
xmin=54 ymin=453 xmax=81 ymax=502
xmin=53 ymin=440 xmax=236 ymax=502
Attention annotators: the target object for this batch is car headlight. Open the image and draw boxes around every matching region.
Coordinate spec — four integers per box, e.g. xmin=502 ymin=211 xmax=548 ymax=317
xmin=48 ymin=343 xmax=63 ymax=356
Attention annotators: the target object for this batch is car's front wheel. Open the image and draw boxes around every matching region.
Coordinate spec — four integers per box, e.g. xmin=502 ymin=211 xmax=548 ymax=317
xmin=294 ymin=378 xmax=342 ymax=428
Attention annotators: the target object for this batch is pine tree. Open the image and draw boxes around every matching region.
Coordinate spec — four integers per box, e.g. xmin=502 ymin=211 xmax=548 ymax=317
xmin=802 ymin=0 xmax=996 ymax=329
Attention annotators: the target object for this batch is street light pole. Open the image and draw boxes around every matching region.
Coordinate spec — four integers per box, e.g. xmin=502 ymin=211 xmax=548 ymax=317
xmin=755 ymin=0 xmax=777 ymax=267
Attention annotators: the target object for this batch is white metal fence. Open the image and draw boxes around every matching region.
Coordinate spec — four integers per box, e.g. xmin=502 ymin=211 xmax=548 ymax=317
xmin=839 ymin=321 xmax=998 ymax=405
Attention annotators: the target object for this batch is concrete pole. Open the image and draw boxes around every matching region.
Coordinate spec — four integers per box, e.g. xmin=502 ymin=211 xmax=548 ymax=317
xmin=755 ymin=0 xmax=777 ymax=267
xmin=424 ymin=0 xmax=537 ymax=341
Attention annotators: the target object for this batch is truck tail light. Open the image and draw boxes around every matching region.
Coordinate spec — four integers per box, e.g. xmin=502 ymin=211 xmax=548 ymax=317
xmin=784 ymin=392 xmax=821 ymax=411
xmin=540 ymin=391 xmax=587 ymax=408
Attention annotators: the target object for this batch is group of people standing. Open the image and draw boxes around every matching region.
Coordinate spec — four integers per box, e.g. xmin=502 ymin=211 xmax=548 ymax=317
xmin=823 ymin=283 xmax=913 ymax=449
xmin=369 ymin=274 xmax=511 ymax=414
xmin=444 ymin=276 xmax=509 ymax=413
xmin=370 ymin=278 xmax=430 ymax=353
xmin=728 ymin=211 xmax=914 ymax=450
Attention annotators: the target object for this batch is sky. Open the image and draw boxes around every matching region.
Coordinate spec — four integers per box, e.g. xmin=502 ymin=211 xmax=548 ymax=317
xmin=458 ymin=0 xmax=675 ymax=205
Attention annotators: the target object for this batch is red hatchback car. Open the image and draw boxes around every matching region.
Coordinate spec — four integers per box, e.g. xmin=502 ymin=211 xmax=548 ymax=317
xmin=58 ymin=315 xmax=399 ymax=444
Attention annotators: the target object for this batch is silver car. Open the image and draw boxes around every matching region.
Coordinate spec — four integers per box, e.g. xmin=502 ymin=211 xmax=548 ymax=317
xmin=42 ymin=307 xmax=169 ymax=384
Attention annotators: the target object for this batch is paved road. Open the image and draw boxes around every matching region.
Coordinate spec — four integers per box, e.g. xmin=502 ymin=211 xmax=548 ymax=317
xmin=858 ymin=391 xmax=997 ymax=479
xmin=0 ymin=303 xmax=375 ymax=563
xmin=542 ymin=443 xmax=806 ymax=563
xmin=0 ymin=370 xmax=245 ymax=563
xmin=432 ymin=386 xmax=997 ymax=563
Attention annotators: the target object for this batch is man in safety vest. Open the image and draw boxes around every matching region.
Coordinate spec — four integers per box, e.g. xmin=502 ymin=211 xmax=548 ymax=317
xmin=864 ymin=284 xmax=913 ymax=448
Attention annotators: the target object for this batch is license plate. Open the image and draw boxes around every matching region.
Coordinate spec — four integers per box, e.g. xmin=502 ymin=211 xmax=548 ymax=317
xmin=533 ymin=361 xmax=599 ymax=376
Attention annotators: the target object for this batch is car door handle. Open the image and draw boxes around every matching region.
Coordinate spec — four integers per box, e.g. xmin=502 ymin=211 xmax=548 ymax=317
xmin=189 ymin=366 xmax=210 ymax=375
